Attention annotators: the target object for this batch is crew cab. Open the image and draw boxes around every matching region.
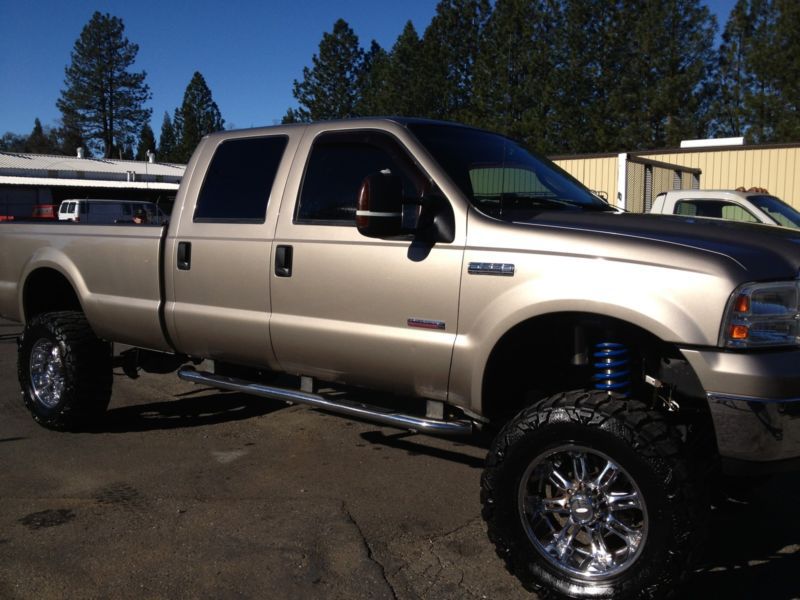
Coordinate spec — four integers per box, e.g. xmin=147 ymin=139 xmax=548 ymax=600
xmin=1 ymin=119 xmax=798 ymax=599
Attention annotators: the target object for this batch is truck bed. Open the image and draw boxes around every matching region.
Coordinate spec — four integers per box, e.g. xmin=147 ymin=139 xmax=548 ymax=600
xmin=0 ymin=222 xmax=170 ymax=351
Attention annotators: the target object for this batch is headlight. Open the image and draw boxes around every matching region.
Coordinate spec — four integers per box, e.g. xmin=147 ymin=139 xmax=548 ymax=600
xmin=720 ymin=280 xmax=800 ymax=348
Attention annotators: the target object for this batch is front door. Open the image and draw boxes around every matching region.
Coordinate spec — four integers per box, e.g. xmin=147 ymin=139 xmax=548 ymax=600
xmin=270 ymin=129 xmax=465 ymax=400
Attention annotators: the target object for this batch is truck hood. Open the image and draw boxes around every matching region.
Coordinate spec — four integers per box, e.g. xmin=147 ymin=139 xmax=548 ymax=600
xmin=502 ymin=210 xmax=800 ymax=281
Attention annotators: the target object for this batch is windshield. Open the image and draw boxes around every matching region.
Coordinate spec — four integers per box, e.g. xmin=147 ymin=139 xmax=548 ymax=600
xmin=407 ymin=123 xmax=613 ymax=220
xmin=748 ymin=194 xmax=800 ymax=229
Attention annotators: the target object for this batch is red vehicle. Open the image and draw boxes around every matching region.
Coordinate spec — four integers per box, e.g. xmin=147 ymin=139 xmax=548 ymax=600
xmin=31 ymin=204 xmax=57 ymax=220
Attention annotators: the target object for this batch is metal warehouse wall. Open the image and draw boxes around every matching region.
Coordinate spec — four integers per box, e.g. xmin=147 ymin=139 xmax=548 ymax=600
xmin=638 ymin=145 xmax=800 ymax=208
xmin=554 ymin=155 xmax=620 ymax=207
xmin=553 ymin=143 xmax=800 ymax=210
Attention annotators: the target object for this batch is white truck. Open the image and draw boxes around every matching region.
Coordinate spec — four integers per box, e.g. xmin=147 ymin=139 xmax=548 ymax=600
xmin=650 ymin=189 xmax=800 ymax=228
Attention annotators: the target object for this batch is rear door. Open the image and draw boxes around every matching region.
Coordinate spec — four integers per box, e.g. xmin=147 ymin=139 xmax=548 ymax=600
xmin=164 ymin=132 xmax=296 ymax=367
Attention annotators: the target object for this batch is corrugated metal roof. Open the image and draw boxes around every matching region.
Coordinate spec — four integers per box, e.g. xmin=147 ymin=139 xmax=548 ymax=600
xmin=0 ymin=151 xmax=185 ymax=184
xmin=0 ymin=175 xmax=179 ymax=190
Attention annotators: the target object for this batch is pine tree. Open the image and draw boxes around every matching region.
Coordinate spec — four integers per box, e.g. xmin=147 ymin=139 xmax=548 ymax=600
xmin=357 ymin=40 xmax=390 ymax=116
xmin=136 ymin=123 xmax=156 ymax=161
xmin=56 ymin=12 xmax=151 ymax=158
xmin=0 ymin=132 xmax=27 ymax=152
xmin=291 ymin=19 xmax=367 ymax=121
xmin=472 ymin=0 xmax=560 ymax=152
xmin=712 ymin=0 xmax=759 ymax=138
xmin=418 ymin=0 xmax=490 ymax=123
xmin=158 ymin=112 xmax=178 ymax=163
xmin=24 ymin=119 xmax=55 ymax=153
xmin=173 ymin=71 xmax=224 ymax=162
xmin=359 ymin=22 xmax=428 ymax=117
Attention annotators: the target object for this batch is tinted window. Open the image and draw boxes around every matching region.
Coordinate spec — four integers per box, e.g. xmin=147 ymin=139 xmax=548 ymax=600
xmin=296 ymin=132 xmax=426 ymax=225
xmin=194 ymin=136 xmax=288 ymax=223
xmin=675 ymin=200 xmax=758 ymax=223
xmin=408 ymin=123 xmax=612 ymax=220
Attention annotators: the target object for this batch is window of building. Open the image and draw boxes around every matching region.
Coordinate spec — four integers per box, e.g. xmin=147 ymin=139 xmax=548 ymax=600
xmin=194 ymin=136 xmax=288 ymax=223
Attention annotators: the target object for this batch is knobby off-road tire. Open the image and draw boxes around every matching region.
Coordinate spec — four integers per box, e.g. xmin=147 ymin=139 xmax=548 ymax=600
xmin=481 ymin=390 xmax=702 ymax=599
xmin=18 ymin=311 xmax=113 ymax=430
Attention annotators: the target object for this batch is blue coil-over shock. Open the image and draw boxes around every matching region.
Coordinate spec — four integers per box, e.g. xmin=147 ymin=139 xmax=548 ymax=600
xmin=592 ymin=342 xmax=630 ymax=396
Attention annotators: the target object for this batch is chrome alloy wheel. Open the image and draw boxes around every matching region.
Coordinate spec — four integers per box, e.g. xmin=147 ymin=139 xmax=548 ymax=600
xmin=29 ymin=338 xmax=66 ymax=409
xmin=517 ymin=444 xmax=648 ymax=580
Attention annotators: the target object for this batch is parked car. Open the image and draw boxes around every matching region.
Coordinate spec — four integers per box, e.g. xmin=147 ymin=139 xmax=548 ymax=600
xmin=31 ymin=204 xmax=58 ymax=220
xmin=57 ymin=199 xmax=167 ymax=224
xmin=650 ymin=188 xmax=800 ymax=228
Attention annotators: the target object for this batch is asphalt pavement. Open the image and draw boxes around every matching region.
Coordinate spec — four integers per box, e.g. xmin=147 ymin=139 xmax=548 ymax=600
xmin=0 ymin=317 xmax=798 ymax=599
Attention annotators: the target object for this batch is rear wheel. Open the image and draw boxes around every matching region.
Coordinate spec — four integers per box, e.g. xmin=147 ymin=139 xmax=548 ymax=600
xmin=18 ymin=311 xmax=112 ymax=430
xmin=481 ymin=390 xmax=702 ymax=599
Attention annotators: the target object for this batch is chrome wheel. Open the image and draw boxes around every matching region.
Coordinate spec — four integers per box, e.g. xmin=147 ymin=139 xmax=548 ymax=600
xmin=517 ymin=444 xmax=648 ymax=580
xmin=29 ymin=338 xmax=66 ymax=409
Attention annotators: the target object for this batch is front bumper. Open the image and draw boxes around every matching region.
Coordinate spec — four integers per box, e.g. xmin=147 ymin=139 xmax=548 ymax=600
xmin=681 ymin=349 xmax=800 ymax=464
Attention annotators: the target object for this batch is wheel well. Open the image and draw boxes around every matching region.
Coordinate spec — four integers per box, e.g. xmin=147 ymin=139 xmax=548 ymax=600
xmin=23 ymin=268 xmax=82 ymax=321
xmin=481 ymin=312 xmax=703 ymax=423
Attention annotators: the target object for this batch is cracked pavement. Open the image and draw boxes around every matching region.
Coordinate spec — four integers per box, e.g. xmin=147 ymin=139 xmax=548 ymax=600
xmin=1 ymin=318 xmax=798 ymax=599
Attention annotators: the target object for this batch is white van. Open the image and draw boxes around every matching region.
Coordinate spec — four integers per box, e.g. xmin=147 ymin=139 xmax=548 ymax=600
xmin=57 ymin=199 xmax=167 ymax=225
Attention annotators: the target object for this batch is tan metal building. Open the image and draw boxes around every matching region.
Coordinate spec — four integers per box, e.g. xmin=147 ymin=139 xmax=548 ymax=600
xmin=553 ymin=142 xmax=800 ymax=212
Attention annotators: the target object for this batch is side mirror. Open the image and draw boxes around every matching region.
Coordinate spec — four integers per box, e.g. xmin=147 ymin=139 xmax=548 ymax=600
xmin=356 ymin=173 xmax=404 ymax=238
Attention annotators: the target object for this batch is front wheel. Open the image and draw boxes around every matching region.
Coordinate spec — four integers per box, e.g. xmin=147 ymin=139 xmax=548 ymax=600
xmin=18 ymin=311 xmax=112 ymax=430
xmin=481 ymin=390 xmax=703 ymax=599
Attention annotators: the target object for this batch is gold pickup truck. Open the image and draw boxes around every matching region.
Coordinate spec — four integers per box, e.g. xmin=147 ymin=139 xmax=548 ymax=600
xmin=1 ymin=119 xmax=799 ymax=599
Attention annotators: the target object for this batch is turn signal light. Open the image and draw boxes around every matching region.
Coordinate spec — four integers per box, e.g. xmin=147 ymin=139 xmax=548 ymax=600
xmin=734 ymin=294 xmax=750 ymax=313
xmin=730 ymin=324 xmax=749 ymax=339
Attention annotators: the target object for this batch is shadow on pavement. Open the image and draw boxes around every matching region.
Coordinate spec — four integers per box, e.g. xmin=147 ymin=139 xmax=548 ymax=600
xmin=359 ymin=430 xmax=487 ymax=469
xmin=93 ymin=391 xmax=288 ymax=433
xmin=687 ymin=471 xmax=800 ymax=599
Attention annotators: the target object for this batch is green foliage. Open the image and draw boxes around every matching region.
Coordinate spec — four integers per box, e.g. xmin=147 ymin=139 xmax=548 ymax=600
xmin=173 ymin=71 xmax=225 ymax=162
xmin=472 ymin=0 xmax=560 ymax=153
xmin=24 ymin=119 xmax=57 ymax=154
xmin=418 ymin=0 xmax=490 ymax=122
xmin=291 ymin=19 xmax=369 ymax=121
xmin=712 ymin=0 xmax=800 ymax=143
xmin=56 ymin=11 xmax=151 ymax=158
xmin=136 ymin=123 xmax=156 ymax=161
xmin=0 ymin=132 xmax=27 ymax=153
xmin=158 ymin=113 xmax=178 ymax=162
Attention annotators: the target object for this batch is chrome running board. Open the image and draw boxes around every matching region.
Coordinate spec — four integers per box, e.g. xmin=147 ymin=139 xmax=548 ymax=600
xmin=177 ymin=368 xmax=474 ymax=436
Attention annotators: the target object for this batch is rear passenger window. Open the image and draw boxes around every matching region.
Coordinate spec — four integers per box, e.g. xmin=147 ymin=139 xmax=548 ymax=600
xmin=194 ymin=136 xmax=288 ymax=223
xmin=296 ymin=131 xmax=426 ymax=225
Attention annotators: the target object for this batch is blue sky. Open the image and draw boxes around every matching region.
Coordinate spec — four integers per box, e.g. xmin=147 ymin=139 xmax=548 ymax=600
xmin=0 ymin=0 xmax=737 ymax=138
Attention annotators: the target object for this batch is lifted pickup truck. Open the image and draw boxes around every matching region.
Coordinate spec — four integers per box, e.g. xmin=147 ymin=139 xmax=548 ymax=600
xmin=650 ymin=188 xmax=800 ymax=228
xmin=1 ymin=119 xmax=799 ymax=599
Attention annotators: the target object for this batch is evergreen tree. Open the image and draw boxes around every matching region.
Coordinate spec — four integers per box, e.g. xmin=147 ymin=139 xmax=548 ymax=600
xmin=24 ymin=118 xmax=57 ymax=153
xmin=0 ymin=132 xmax=27 ymax=152
xmin=472 ymin=0 xmax=560 ymax=153
xmin=158 ymin=112 xmax=178 ymax=162
xmin=136 ymin=123 xmax=156 ymax=161
xmin=357 ymin=40 xmax=390 ymax=116
xmin=173 ymin=71 xmax=225 ymax=162
xmin=360 ymin=22 xmax=428 ymax=117
xmin=712 ymin=0 xmax=754 ymax=137
xmin=555 ymin=0 xmax=715 ymax=152
xmin=418 ymin=0 xmax=490 ymax=123
xmin=281 ymin=108 xmax=300 ymax=124
xmin=57 ymin=111 xmax=89 ymax=156
xmin=56 ymin=12 xmax=151 ymax=158
xmin=292 ymin=19 xmax=367 ymax=121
